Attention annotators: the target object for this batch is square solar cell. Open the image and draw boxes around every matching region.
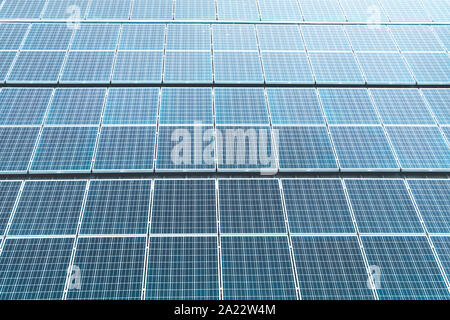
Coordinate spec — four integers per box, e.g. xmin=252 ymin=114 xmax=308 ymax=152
xmin=275 ymin=126 xmax=338 ymax=171
xmin=151 ymin=180 xmax=217 ymax=234
xmin=93 ymin=126 xmax=155 ymax=172
xmin=403 ymin=53 xmax=450 ymax=85
xmin=258 ymin=0 xmax=302 ymax=21
xmin=345 ymin=179 xmax=423 ymax=233
xmin=330 ymin=126 xmax=398 ymax=171
xmin=345 ymin=25 xmax=398 ymax=52
xmin=422 ymin=89 xmax=450 ymax=125
xmin=160 ymin=88 xmax=213 ymax=125
xmin=22 ymin=24 xmax=73 ymax=50
xmin=339 ymin=0 xmax=389 ymax=22
xmin=217 ymin=0 xmax=259 ymax=21
xmin=119 ymin=24 xmax=165 ymax=50
xmin=164 ymin=51 xmax=212 ymax=84
xmin=361 ymin=236 xmax=449 ymax=300
xmin=389 ymin=25 xmax=445 ymax=52
xmin=9 ymin=180 xmax=86 ymax=236
xmin=156 ymin=126 xmax=215 ymax=172
xmin=370 ymin=89 xmax=435 ymax=125
xmin=0 ymin=127 xmax=40 ymax=173
xmin=432 ymin=26 xmax=450 ymax=51
xmin=221 ymin=236 xmax=297 ymax=300
xmin=0 ymin=237 xmax=74 ymax=300
xmin=130 ymin=0 xmax=173 ymax=20
xmin=0 ymin=24 xmax=29 ymax=50
xmin=213 ymin=24 xmax=258 ymax=51
xmin=214 ymin=51 xmax=263 ymax=84
xmin=87 ymin=0 xmax=131 ymax=20
xmin=46 ymin=88 xmax=106 ymax=125
xmin=302 ymin=25 xmax=352 ymax=51
xmin=0 ymin=0 xmax=46 ymax=19
xmin=319 ymin=88 xmax=379 ymax=125
xmin=219 ymin=179 xmax=285 ymax=234
xmin=282 ymin=179 xmax=355 ymax=233
xmin=60 ymin=51 xmax=115 ymax=83
xmin=261 ymin=52 xmax=315 ymax=84
xmin=423 ymin=0 xmax=450 ymax=22
xmin=386 ymin=126 xmax=450 ymax=171
xmin=67 ymin=237 xmax=146 ymax=300
xmin=378 ymin=0 xmax=431 ymax=22
xmin=174 ymin=0 xmax=216 ymax=20
xmin=42 ymin=0 xmax=90 ymax=19
xmin=112 ymin=51 xmax=163 ymax=83
xmin=146 ymin=236 xmax=219 ymax=300
xmin=257 ymin=25 xmax=304 ymax=51
xmin=102 ymin=88 xmax=159 ymax=125
xmin=80 ymin=180 xmax=151 ymax=235
xmin=7 ymin=51 xmax=65 ymax=83
xmin=299 ymin=0 xmax=346 ymax=22
xmin=267 ymin=88 xmax=324 ymax=125
xmin=71 ymin=24 xmax=121 ymax=50
xmin=214 ymin=88 xmax=269 ymax=125
xmin=166 ymin=24 xmax=211 ymax=51
xmin=408 ymin=180 xmax=450 ymax=234
xmin=308 ymin=52 xmax=365 ymax=84
xmin=0 ymin=181 xmax=21 ymax=235
xmin=431 ymin=236 xmax=450 ymax=280
xmin=31 ymin=126 xmax=98 ymax=173
xmin=292 ymin=236 xmax=375 ymax=300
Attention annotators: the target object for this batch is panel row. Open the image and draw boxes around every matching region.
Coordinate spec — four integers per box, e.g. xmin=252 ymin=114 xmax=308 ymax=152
xmin=1 ymin=0 xmax=449 ymax=22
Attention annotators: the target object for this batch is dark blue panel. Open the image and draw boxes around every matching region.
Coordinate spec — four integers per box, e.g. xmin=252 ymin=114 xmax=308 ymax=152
xmin=0 ymin=127 xmax=40 ymax=173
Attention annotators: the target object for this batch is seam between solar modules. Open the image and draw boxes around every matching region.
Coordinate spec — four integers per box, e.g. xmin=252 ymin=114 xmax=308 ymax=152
xmin=90 ymin=88 xmax=110 ymax=172
xmin=215 ymin=179 xmax=223 ymax=300
xmin=141 ymin=179 xmax=153 ymax=300
xmin=0 ymin=181 xmax=24 ymax=252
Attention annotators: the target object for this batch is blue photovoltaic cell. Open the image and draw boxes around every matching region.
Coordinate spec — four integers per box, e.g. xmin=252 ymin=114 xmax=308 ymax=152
xmin=422 ymin=89 xmax=450 ymax=125
xmin=219 ymin=179 xmax=285 ymax=234
xmin=301 ymin=25 xmax=352 ymax=51
xmin=433 ymin=26 xmax=450 ymax=51
xmin=214 ymin=51 xmax=263 ymax=84
xmin=370 ymin=89 xmax=435 ymax=125
xmin=119 ymin=24 xmax=165 ymax=50
xmin=174 ymin=0 xmax=216 ymax=20
xmin=42 ymin=0 xmax=90 ymax=19
xmin=217 ymin=0 xmax=259 ymax=21
xmin=221 ymin=236 xmax=297 ymax=300
xmin=22 ymin=24 xmax=73 ymax=50
xmin=31 ymin=126 xmax=98 ymax=173
xmin=431 ymin=237 xmax=450 ymax=280
xmin=0 ymin=0 xmax=46 ymax=19
xmin=164 ymin=51 xmax=212 ymax=84
xmin=267 ymin=88 xmax=324 ymax=125
xmin=356 ymin=52 xmax=415 ymax=85
xmin=213 ymin=24 xmax=258 ymax=51
xmin=339 ymin=0 xmax=389 ymax=22
xmin=146 ymin=236 xmax=219 ymax=300
xmin=160 ymin=88 xmax=213 ymax=125
xmin=93 ymin=126 xmax=155 ymax=172
xmin=330 ymin=126 xmax=398 ymax=171
xmin=292 ymin=236 xmax=375 ymax=300
xmin=87 ymin=0 xmax=131 ymax=20
xmin=7 ymin=51 xmax=65 ymax=83
xmin=112 ymin=51 xmax=163 ymax=83
xmin=9 ymin=180 xmax=86 ymax=236
xmin=408 ymin=180 xmax=450 ymax=234
xmin=345 ymin=179 xmax=423 ymax=233
xmin=319 ymin=88 xmax=379 ymax=125
xmin=258 ymin=0 xmax=302 ymax=21
xmin=309 ymin=52 xmax=365 ymax=84
xmin=0 ymin=127 xmax=40 ymax=173
xmin=299 ymin=0 xmax=346 ymax=22
xmin=424 ymin=0 xmax=450 ymax=22
xmin=362 ymin=236 xmax=449 ymax=300
xmin=80 ymin=180 xmax=151 ymax=235
xmin=151 ymin=180 xmax=217 ymax=234
xmin=389 ymin=25 xmax=445 ymax=52
xmin=67 ymin=237 xmax=146 ymax=300
xmin=214 ymin=88 xmax=269 ymax=125
xmin=345 ymin=25 xmax=398 ymax=52
xmin=60 ymin=51 xmax=115 ymax=83
xmin=386 ymin=126 xmax=450 ymax=170
xmin=166 ymin=24 xmax=211 ymax=51
xmin=378 ymin=0 xmax=431 ymax=22
xmin=0 ymin=181 xmax=21 ymax=235
xmin=0 ymin=24 xmax=29 ymax=50
xmin=0 ymin=88 xmax=52 ymax=125
xmin=102 ymin=88 xmax=158 ymax=125
xmin=46 ymin=88 xmax=106 ymax=125
xmin=276 ymin=126 xmax=338 ymax=171
xmin=403 ymin=53 xmax=450 ymax=85
xmin=156 ymin=126 xmax=215 ymax=172
xmin=282 ymin=179 xmax=354 ymax=233
xmin=130 ymin=0 xmax=173 ymax=20
xmin=443 ymin=127 xmax=450 ymax=143
xmin=0 ymin=237 xmax=74 ymax=300
xmin=71 ymin=24 xmax=121 ymax=50
xmin=262 ymin=52 xmax=315 ymax=84
xmin=0 ymin=50 xmax=16 ymax=79
xmin=257 ymin=25 xmax=304 ymax=51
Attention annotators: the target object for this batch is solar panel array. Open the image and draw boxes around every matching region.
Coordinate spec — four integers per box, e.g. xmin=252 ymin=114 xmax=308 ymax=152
xmin=0 ymin=0 xmax=449 ymax=301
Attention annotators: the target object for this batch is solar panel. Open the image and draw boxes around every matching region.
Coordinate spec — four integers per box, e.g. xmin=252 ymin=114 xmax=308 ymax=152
xmin=330 ymin=126 xmax=398 ymax=171
xmin=22 ymin=24 xmax=73 ymax=50
xmin=299 ymin=0 xmax=346 ymax=22
xmin=80 ymin=180 xmax=151 ymax=235
xmin=0 ymin=0 xmax=46 ymax=19
xmin=174 ymin=0 xmax=216 ymax=20
xmin=221 ymin=236 xmax=297 ymax=300
xmin=389 ymin=25 xmax=445 ymax=52
xmin=151 ymin=180 xmax=217 ymax=234
xmin=258 ymin=0 xmax=302 ymax=21
xmin=214 ymin=88 xmax=269 ymax=125
xmin=71 ymin=24 xmax=121 ymax=50
xmin=361 ymin=235 xmax=449 ymax=300
xmin=130 ymin=0 xmax=173 ymax=20
xmin=164 ymin=51 xmax=212 ymax=84
xmin=87 ymin=0 xmax=131 ymax=20
xmin=213 ymin=51 xmax=263 ymax=84
xmin=160 ymin=88 xmax=213 ymax=125
xmin=345 ymin=25 xmax=398 ymax=52
xmin=443 ymin=127 xmax=450 ymax=143
xmin=345 ymin=179 xmax=423 ymax=233
xmin=339 ymin=0 xmax=389 ymax=22
xmin=67 ymin=236 xmax=146 ymax=300
xmin=166 ymin=24 xmax=211 ymax=51
xmin=213 ymin=24 xmax=258 ymax=51
xmin=431 ymin=236 xmax=450 ymax=280
xmin=292 ymin=236 xmax=375 ymax=300
xmin=217 ymin=0 xmax=259 ymax=21
xmin=9 ymin=180 xmax=86 ymax=236
xmin=386 ymin=126 xmax=450 ymax=171
xmin=261 ymin=52 xmax=315 ymax=84
xmin=46 ymin=88 xmax=106 ymax=125
xmin=0 ymin=51 xmax=15 ymax=82
xmin=218 ymin=179 xmax=285 ymax=234
xmin=423 ymin=0 xmax=450 ymax=22
xmin=0 ymin=23 xmax=29 ymax=50
xmin=0 ymin=237 xmax=74 ymax=300
xmin=422 ymin=89 xmax=450 ymax=125
xmin=432 ymin=26 xmax=450 ymax=51
xmin=257 ymin=25 xmax=304 ymax=51
xmin=378 ymin=0 xmax=431 ymax=22
xmin=301 ymin=25 xmax=352 ymax=51
xmin=146 ymin=236 xmax=219 ymax=300
xmin=60 ymin=51 xmax=115 ymax=83
xmin=102 ymin=88 xmax=158 ymax=125
xmin=403 ymin=52 xmax=450 ymax=85
xmin=0 ymin=127 xmax=40 ymax=173
xmin=282 ymin=179 xmax=355 ymax=233
xmin=93 ymin=126 xmax=155 ymax=172
xmin=275 ymin=126 xmax=338 ymax=171
xmin=42 ymin=0 xmax=90 ymax=19
xmin=119 ymin=24 xmax=165 ymax=50
xmin=112 ymin=51 xmax=163 ymax=83
xmin=308 ymin=52 xmax=365 ymax=84
xmin=0 ymin=181 xmax=21 ymax=235
xmin=30 ymin=126 xmax=98 ymax=173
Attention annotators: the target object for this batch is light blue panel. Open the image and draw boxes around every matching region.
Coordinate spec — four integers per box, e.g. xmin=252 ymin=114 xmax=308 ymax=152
xmin=433 ymin=26 xmax=450 ymax=51
xmin=309 ymin=52 xmax=365 ymax=84
xmin=164 ymin=51 xmax=212 ymax=84
xmin=71 ymin=24 xmax=121 ymax=50
xmin=112 ymin=51 xmax=163 ymax=83
xmin=403 ymin=53 xmax=450 ymax=85
xmin=43 ymin=0 xmax=90 ymax=19
xmin=0 ymin=0 xmax=46 ymax=19
xmin=257 ymin=25 xmax=304 ymax=51
xmin=301 ymin=25 xmax=352 ymax=51
xmin=213 ymin=24 xmax=258 ymax=51
xmin=345 ymin=25 xmax=398 ymax=52
xmin=0 ymin=181 xmax=21 ymax=235
xmin=357 ymin=52 xmax=415 ymax=84
xmin=339 ymin=0 xmax=389 ymax=22
xmin=258 ymin=0 xmax=302 ymax=21
xmin=119 ymin=24 xmax=165 ymax=50
xmin=431 ymin=237 xmax=450 ymax=281
xmin=23 ymin=24 xmax=73 ymax=50
xmin=60 ymin=51 xmax=115 ymax=83
xmin=389 ymin=25 xmax=445 ymax=52
xmin=174 ymin=0 xmax=216 ymax=20
xmin=214 ymin=51 xmax=263 ymax=84
xmin=217 ymin=0 xmax=259 ymax=21
xmin=0 ymin=24 xmax=29 ymax=50
xmin=262 ymin=52 xmax=314 ymax=84
xmin=7 ymin=51 xmax=65 ymax=83
xmin=166 ymin=24 xmax=211 ymax=50
xmin=87 ymin=0 xmax=131 ymax=20
xmin=299 ymin=0 xmax=346 ymax=22
xmin=0 ymin=127 xmax=40 ymax=173
xmin=423 ymin=0 xmax=450 ymax=22
xmin=0 ymin=51 xmax=15 ymax=82
xmin=131 ymin=0 xmax=173 ymax=20
xmin=422 ymin=89 xmax=450 ymax=125
xmin=379 ymin=0 xmax=431 ymax=22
